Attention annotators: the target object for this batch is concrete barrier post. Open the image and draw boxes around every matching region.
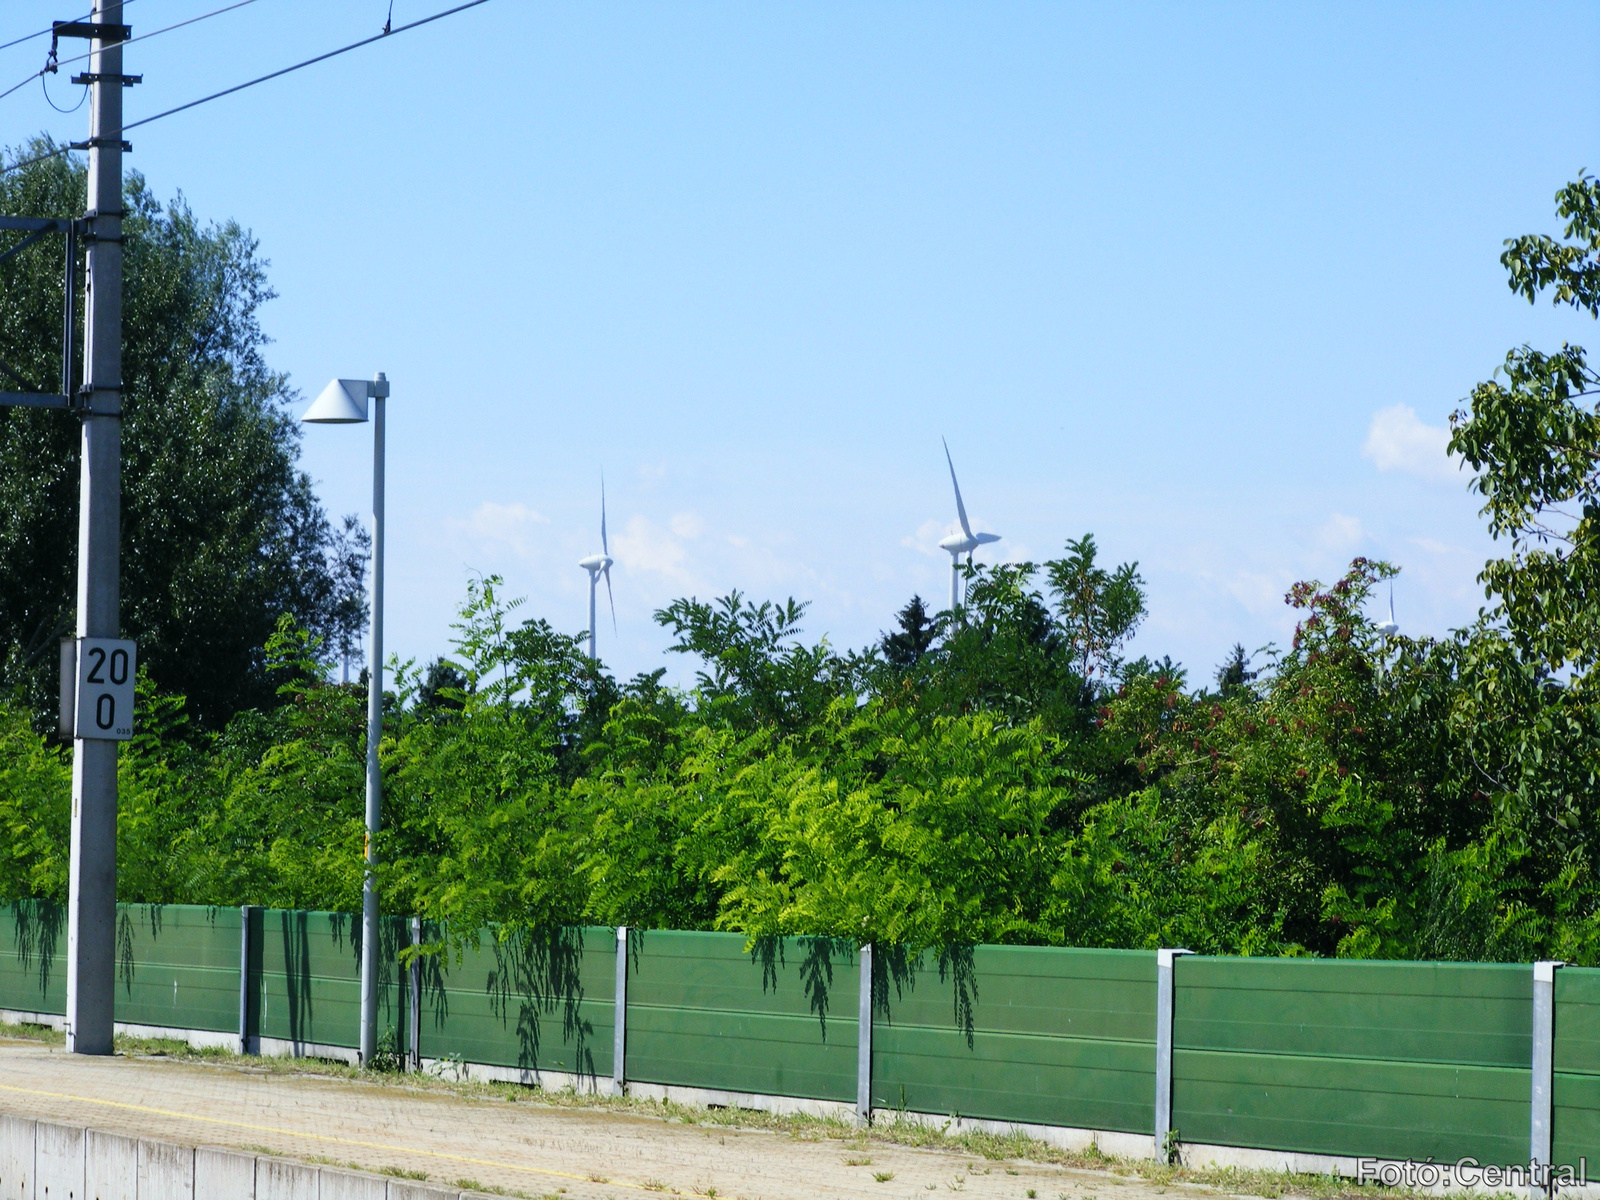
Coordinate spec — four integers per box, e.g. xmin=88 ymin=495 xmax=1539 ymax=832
xmin=84 ymin=1129 xmax=136 ymax=1200
xmin=0 ymin=1114 xmax=36 ymax=1200
xmin=238 ymin=905 xmax=254 ymax=1055
xmin=409 ymin=916 xmax=422 ymax=1072
xmin=613 ymin=925 xmax=628 ymax=1096
xmin=1532 ymin=960 xmax=1564 ymax=1198
xmin=856 ymin=942 xmax=873 ymax=1126
xmin=194 ymin=1146 xmax=256 ymax=1200
xmin=1153 ymin=948 xmax=1192 ymax=1162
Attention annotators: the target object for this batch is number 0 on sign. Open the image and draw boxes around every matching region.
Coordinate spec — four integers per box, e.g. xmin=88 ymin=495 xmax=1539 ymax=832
xmin=75 ymin=637 xmax=136 ymax=741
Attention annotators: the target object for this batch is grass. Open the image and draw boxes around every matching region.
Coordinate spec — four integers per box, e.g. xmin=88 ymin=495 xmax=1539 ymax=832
xmin=0 ymin=1019 xmax=62 ymax=1045
xmin=380 ymin=1165 xmax=430 ymax=1180
xmin=1 ymin=1018 xmax=1437 ymax=1200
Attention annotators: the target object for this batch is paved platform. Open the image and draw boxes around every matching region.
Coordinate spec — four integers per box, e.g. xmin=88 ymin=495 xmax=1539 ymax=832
xmin=0 ymin=1037 xmax=1190 ymax=1200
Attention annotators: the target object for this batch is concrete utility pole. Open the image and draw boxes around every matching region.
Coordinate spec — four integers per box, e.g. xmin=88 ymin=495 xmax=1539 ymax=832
xmin=65 ymin=0 xmax=124 ymax=1056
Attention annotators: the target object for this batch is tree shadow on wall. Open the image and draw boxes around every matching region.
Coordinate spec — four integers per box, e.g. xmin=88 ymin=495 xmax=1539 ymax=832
xmin=8 ymin=899 xmax=65 ymax=1007
xmin=874 ymin=943 xmax=979 ymax=1048
xmin=749 ymin=934 xmax=855 ymax=1039
xmin=279 ymin=910 xmax=316 ymax=1050
xmin=486 ymin=926 xmax=596 ymax=1077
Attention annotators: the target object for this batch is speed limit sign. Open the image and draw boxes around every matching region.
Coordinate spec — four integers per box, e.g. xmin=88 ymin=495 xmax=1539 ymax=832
xmin=73 ymin=637 xmax=136 ymax=741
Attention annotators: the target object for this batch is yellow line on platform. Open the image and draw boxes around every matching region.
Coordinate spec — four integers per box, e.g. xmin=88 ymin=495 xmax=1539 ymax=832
xmin=0 ymin=1080 xmax=654 ymax=1192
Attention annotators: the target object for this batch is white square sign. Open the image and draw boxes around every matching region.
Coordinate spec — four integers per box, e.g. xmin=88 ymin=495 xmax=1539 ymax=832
xmin=74 ymin=637 xmax=136 ymax=741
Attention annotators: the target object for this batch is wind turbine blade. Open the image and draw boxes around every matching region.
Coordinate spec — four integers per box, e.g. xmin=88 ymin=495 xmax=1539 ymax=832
xmin=943 ymin=437 xmax=973 ymax=539
xmin=601 ymin=475 xmax=610 ymax=558
xmin=604 ymin=563 xmax=617 ymax=634
xmin=1389 ymin=582 xmax=1396 ymax=625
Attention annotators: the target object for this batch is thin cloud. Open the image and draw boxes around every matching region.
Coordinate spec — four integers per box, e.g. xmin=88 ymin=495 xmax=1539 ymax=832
xmin=452 ymin=501 xmax=549 ymax=559
xmin=1317 ymin=512 xmax=1365 ymax=550
xmin=1362 ymin=405 xmax=1465 ymax=484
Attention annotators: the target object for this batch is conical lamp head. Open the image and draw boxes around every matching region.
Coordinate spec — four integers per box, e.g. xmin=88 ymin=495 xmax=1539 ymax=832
xmin=302 ymin=378 xmax=370 ymax=424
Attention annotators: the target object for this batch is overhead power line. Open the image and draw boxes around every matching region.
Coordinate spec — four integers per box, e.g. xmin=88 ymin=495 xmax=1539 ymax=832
xmin=0 ymin=0 xmax=253 ymax=106
xmin=2 ymin=0 xmax=491 ymax=176
xmin=0 ymin=6 xmax=112 ymax=55
xmin=50 ymin=0 xmax=260 ymax=75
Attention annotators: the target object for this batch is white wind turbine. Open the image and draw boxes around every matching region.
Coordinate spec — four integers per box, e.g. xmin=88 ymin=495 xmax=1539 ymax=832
xmin=937 ymin=438 xmax=1001 ymax=612
xmin=577 ymin=480 xmax=616 ymax=661
xmin=1376 ymin=581 xmax=1399 ymax=640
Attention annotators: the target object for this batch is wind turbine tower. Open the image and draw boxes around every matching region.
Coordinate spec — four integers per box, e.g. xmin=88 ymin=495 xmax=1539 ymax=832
xmin=1376 ymin=582 xmax=1399 ymax=640
xmin=578 ymin=481 xmax=616 ymax=661
xmin=937 ymin=439 xmax=1001 ymax=612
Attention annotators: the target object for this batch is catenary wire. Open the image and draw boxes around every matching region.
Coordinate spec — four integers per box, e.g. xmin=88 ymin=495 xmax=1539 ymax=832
xmin=49 ymin=0 xmax=259 ymax=74
xmin=0 ymin=0 xmax=250 ymax=107
xmin=120 ymin=0 xmax=489 ymax=136
xmin=1 ymin=0 xmax=491 ymax=175
xmin=0 ymin=4 xmax=130 ymax=56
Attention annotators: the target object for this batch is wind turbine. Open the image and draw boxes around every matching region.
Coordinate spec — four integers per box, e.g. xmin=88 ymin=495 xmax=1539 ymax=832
xmin=1376 ymin=581 xmax=1399 ymax=640
xmin=578 ymin=480 xmax=616 ymax=661
xmin=937 ymin=438 xmax=1001 ymax=612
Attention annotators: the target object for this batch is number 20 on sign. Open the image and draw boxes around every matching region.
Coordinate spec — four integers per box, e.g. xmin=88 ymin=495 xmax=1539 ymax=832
xmin=73 ymin=637 xmax=136 ymax=741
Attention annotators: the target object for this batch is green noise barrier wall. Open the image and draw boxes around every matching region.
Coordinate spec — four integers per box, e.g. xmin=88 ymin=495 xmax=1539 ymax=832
xmin=115 ymin=904 xmax=239 ymax=1034
xmin=1554 ymin=966 xmax=1600 ymax=1169
xmin=0 ymin=900 xmax=65 ymax=1016
xmin=624 ymin=929 xmax=858 ymax=1103
xmin=6 ymin=901 xmax=1600 ymax=1173
xmin=251 ymin=908 xmax=409 ymax=1053
xmin=1172 ymin=956 xmax=1532 ymax=1165
xmin=419 ymin=923 xmax=614 ymax=1079
xmin=871 ymin=945 xmax=1156 ymax=1134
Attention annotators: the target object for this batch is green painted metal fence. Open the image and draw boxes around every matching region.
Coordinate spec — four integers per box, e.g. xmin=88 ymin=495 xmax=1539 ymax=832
xmin=871 ymin=945 xmax=1156 ymax=1134
xmin=1172 ymin=957 xmax=1533 ymax=1165
xmin=624 ymin=930 xmax=857 ymax=1102
xmin=6 ymin=901 xmax=1600 ymax=1172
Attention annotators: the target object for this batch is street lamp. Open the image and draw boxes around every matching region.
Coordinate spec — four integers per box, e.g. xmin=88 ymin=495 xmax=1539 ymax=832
xmin=302 ymin=371 xmax=390 ymax=1066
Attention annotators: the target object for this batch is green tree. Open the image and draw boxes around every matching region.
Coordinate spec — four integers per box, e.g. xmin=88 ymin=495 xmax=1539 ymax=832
xmin=1449 ymin=175 xmax=1600 ymax=865
xmin=0 ymin=138 xmax=365 ymax=728
xmin=1047 ymin=533 xmax=1147 ymax=683
xmin=655 ymin=592 xmax=849 ymax=734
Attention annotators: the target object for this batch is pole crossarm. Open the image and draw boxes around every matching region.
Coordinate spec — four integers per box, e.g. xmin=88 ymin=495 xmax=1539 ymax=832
xmin=0 ymin=216 xmax=74 ymax=232
xmin=0 ymin=213 xmax=82 ymax=414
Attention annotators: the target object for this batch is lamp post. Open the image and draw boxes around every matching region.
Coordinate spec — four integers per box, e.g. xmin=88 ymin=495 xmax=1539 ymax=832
xmin=302 ymin=371 xmax=389 ymax=1065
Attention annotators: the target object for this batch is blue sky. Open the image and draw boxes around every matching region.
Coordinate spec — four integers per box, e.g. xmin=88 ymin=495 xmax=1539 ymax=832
xmin=7 ymin=1 xmax=1600 ymax=686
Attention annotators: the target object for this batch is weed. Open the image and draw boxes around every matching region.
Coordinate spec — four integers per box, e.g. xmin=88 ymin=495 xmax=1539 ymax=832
xmin=873 ymin=1172 xmax=895 ymax=1183
xmin=379 ymin=1166 xmax=429 ymax=1180
xmin=367 ymin=1028 xmax=405 ymax=1074
xmin=845 ymin=1157 xmax=872 ymax=1167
